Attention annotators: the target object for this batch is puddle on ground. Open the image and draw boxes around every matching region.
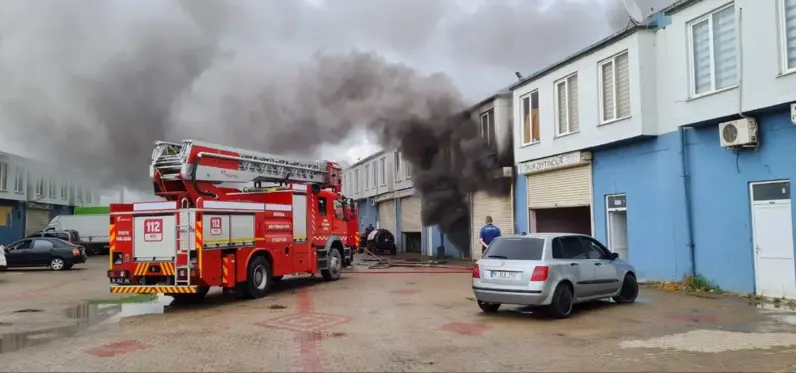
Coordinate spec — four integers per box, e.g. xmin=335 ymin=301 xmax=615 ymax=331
xmin=0 ymin=295 xmax=173 ymax=354
xmin=750 ymin=301 xmax=796 ymax=312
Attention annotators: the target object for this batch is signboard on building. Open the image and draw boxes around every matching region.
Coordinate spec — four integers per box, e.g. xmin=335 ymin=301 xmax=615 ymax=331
xmin=373 ymin=187 xmax=416 ymax=203
xmin=26 ymin=202 xmax=52 ymax=210
xmin=517 ymin=151 xmax=591 ymax=175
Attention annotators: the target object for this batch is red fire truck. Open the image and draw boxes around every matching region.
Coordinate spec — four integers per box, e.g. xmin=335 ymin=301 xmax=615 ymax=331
xmin=107 ymin=140 xmax=359 ymax=301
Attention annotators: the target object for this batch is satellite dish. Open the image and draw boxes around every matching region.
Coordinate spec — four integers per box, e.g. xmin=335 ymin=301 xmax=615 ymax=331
xmin=622 ymin=0 xmax=645 ymax=24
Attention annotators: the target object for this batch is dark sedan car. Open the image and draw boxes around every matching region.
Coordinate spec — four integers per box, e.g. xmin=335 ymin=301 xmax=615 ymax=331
xmin=3 ymin=237 xmax=87 ymax=270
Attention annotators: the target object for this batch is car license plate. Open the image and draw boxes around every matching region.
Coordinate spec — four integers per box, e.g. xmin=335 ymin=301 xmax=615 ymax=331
xmin=110 ymin=277 xmax=131 ymax=285
xmin=491 ymin=271 xmax=518 ymax=280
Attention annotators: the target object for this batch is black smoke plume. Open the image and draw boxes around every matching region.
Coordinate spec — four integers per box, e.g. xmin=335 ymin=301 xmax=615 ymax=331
xmin=0 ymin=0 xmax=634 ymax=251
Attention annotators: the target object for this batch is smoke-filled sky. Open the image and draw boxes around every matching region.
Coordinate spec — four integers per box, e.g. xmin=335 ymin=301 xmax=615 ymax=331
xmin=0 ymin=0 xmax=674 ymax=198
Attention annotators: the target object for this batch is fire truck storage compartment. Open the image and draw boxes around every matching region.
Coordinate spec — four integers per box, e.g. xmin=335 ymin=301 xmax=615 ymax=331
xmin=292 ymin=195 xmax=307 ymax=241
xmin=133 ymin=215 xmax=177 ymax=261
xmin=202 ymin=213 xmax=256 ymax=247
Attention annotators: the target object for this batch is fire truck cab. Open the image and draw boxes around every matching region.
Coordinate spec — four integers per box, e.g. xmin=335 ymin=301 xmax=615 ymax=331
xmin=107 ymin=140 xmax=359 ymax=301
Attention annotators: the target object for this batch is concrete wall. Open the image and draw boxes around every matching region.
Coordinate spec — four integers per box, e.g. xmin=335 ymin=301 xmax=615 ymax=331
xmin=593 ymin=108 xmax=796 ymax=294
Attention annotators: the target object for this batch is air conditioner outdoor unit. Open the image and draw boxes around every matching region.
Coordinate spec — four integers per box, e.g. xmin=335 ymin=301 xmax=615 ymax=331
xmin=719 ymin=117 xmax=758 ymax=148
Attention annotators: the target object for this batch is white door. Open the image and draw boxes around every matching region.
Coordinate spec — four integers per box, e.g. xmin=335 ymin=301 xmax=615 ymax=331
xmin=608 ymin=211 xmax=628 ymax=261
xmin=377 ymin=200 xmax=397 ymax=235
xmin=750 ymin=181 xmax=796 ymax=299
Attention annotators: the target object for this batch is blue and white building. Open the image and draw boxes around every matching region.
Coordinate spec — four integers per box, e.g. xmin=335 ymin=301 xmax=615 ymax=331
xmin=0 ymin=150 xmax=103 ymax=245
xmin=511 ymin=0 xmax=796 ymax=298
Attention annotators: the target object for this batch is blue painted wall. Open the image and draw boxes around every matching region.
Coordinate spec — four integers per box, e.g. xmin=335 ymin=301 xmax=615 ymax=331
xmin=0 ymin=199 xmax=25 ymax=245
xmin=593 ymin=109 xmax=796 ymax=294
xmin=513 ymin=174 xmax=528 ymax=234
xmin=686 ymin=110 xmax=796 ymax=294
xmin=592 ymin=133 xmax=692 ymax=283
xmin=425 ymin=225 xmax=465 ymax=259
xmin=356 ymin=200 xmax=377 ymax=232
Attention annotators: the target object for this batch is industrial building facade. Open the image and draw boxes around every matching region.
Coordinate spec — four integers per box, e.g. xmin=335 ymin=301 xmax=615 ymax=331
xmin=511 ymin=0 xmax=796 ymax=298
xmin=0 ymin=150 xmax=102 ymax=245
xmin=342 ymin=89 xmax=516 ymax=259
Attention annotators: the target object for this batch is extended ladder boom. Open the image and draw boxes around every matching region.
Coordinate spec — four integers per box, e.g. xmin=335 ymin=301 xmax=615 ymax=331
xmin=150 ymin=139 xmax=342 ymax=191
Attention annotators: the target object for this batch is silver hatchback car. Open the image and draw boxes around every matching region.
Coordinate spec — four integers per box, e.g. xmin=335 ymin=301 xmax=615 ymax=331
xmin=472 ymin=233 xmax=638 ymax=318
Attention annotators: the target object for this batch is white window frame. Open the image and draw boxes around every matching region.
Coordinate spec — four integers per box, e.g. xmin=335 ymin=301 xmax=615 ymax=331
xmin=394 ymin=152 xmax=402 ymax=180
xmin=14 ymin=167 xmax=24 ymax=193
xmin=406 ymin=161 xmax=413 ymax=179
xmin=553 ymin=72 xmax=579 ymax=137
xmin=354 ymin=169 xmax=360 ymax=193
xmin=364 ymin=165 xmax=370 ymax=191
xmin=686 ymin=3 xmax=738 ymax=98
xmin=780 ymin=0 xmax=796 ymax=74
xmin=598 ymin=50 xmax=631 ymax=124
xmin=35 ymin=176 xmax=44 ymax=196
xmin=379 ymin=157 xmax=386 ymax=186
xmin=479 ymin=109 xmax=496 ymax=149
xmin=0 ymin=162 xmax=7 ymax=191
xmin=372 ymin=161 xmax=378 ymax=188
xmin=48 ymin=179 xmax=57 ymax=198
xmin=519 ymin=90 xmax=540 ymax=146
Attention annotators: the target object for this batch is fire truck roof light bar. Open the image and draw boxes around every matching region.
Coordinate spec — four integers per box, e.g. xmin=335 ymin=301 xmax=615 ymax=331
xmin=202 ymin=200 xmax=293 ymax=211
xmin=133 ymin=202 xmax=179 ymax=211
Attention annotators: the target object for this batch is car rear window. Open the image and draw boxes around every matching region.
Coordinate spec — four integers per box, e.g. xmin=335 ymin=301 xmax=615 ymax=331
xmin=484 ymin=237 xmax=545 ymax=260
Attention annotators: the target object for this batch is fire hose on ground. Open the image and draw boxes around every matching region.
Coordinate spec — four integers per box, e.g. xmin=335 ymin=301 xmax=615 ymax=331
xmin=357 ymin=246 xmax=472 ymax=273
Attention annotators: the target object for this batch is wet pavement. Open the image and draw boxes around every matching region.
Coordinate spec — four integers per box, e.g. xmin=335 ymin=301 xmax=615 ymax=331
xmin=2 ymin=258 xmax=796 ymax=371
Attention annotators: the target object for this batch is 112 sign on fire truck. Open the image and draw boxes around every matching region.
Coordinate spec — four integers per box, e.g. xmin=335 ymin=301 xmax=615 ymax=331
xmin=106 ymin=139 xmax=360 ymax=302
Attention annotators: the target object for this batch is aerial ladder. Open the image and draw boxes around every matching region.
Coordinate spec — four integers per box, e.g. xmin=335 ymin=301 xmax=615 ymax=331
xmin=149 ymin=139 xmax=343 ymax=204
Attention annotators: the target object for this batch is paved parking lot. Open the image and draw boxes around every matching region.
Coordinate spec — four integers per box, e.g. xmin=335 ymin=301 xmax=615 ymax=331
xmin=2 ymin=257 xmax=796 ymax=372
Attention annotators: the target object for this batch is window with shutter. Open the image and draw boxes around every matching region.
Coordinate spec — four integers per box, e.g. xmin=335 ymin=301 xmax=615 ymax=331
xmin=782 ymin=0 xmax=796 ymax=72
xmin=520 ymin=92 xmax=540 ymax=145
xmin=555 ymin=73 xmax=579 ymax=136
xmin=599 ymin=51 xmax=631 ymax=123
xmin=688 ymin=4 xmax=737 ymax=97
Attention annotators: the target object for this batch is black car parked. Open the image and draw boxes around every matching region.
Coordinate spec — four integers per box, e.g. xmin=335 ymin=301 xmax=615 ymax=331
xmin=3 ymin=237 xmax=88 ymax=271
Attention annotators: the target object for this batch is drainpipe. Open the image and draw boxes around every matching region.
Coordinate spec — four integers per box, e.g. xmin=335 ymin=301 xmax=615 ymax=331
xmin=679 ymin=126 xmax=696 ymax=275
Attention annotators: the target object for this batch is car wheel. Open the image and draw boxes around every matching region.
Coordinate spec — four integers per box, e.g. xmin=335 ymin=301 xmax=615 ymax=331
xmin=612 ymin=273 xmax=639 ymax=304
xmin=477 ymin=300 xmax=500 ymax=313
xmin=49 ymin=257 xmax=66 ymax=271
xmin=546 ymin=283 xmax=574 ymax=319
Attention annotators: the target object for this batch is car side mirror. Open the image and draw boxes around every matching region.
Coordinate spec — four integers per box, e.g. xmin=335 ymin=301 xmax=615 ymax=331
xmin=609 ymin=252 xmax=619 ymax=260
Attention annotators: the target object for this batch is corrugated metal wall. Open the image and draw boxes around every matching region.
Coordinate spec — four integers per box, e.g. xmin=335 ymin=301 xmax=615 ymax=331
xmin=527 ymin=165 xmax=591 ymax=209
xmin=471 ymin=191 xmax=513 ymax=259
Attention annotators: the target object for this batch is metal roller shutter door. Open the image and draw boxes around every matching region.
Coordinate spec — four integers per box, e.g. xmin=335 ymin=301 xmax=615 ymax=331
xmin=378 ymin=199 xmax=397 ymax=235
xmin=527 ymin=165 xmax=591 ymax=209
xmin=400 ymin=196 xmax=422 ymax=232
xmin=25 ymin=208 xmax=51 ymax=236
xmin=471 ymin=192 xmax=513 ymax=259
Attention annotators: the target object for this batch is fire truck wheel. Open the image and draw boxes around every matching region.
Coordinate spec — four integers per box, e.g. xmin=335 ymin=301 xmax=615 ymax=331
xmin=238 ymin=256 xmax=273 ymax=299
xmin=321 ymin=248 xmax=342 ymax=281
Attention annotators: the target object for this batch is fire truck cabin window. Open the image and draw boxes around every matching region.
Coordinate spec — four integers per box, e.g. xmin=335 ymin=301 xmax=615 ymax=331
xmin=333 ymin=199 xmax=345 ymax=220
xmin=317 ymin=197 xmax=328 ymax=216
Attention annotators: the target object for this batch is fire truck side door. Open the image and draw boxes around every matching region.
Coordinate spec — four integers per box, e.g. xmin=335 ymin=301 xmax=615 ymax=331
xmin=292 ymin=194 xmax=310 ymax=272
xmin=316 ymin=196 xmax=331 ymax=236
